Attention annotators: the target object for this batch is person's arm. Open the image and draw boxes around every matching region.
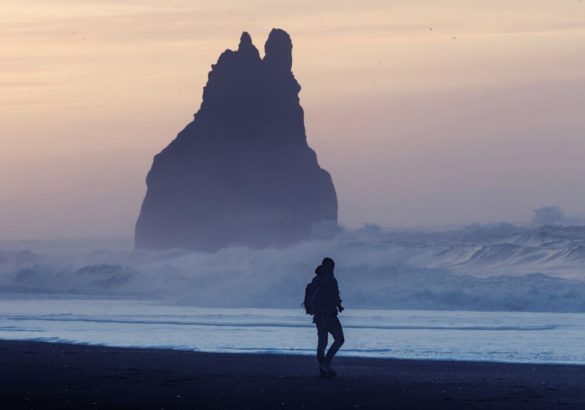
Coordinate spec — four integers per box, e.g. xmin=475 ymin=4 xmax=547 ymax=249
xmin=333 ymin=277 xmax=344 ymax=312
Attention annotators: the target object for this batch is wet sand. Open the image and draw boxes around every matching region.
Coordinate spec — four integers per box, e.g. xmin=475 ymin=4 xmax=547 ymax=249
xmin=0 ymin=340 xmax=583 ymax=409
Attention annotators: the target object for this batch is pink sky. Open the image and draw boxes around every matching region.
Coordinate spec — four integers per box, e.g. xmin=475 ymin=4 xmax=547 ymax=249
xmin=1 ymin=0 xmax=585 ymax=239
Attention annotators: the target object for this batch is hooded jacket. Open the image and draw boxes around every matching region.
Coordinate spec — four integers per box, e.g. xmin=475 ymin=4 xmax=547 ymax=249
xmin=310 ymin=264 xmax=342 ymax=315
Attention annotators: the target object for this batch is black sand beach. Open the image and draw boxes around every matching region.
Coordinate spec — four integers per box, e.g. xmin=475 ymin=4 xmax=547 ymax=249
xmin=0 ymin=340 xmax=583 ymax=409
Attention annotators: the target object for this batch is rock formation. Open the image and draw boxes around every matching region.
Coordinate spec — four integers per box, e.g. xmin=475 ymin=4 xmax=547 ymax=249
xmin=135 ymin=29 xmax=337 ymax=251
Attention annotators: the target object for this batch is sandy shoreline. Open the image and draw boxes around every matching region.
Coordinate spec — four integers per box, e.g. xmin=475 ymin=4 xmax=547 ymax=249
xmin=0 ymin=340 xmax=584 ymax=409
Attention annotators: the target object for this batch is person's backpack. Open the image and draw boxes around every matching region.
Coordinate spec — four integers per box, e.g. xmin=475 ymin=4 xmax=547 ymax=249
xmin=303 ymin=281 xmax=318 ymax=315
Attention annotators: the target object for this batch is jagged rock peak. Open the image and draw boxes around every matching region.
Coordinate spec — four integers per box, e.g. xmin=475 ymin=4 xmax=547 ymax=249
xmin=135 ymin=28 xmax=337 ymax=251
xmin=239 ymin=31 xmax=252 ymax=48
xmin=236 ymin=31 xmax=260 ymax=61
xmin=264 ymin=28 xmax=293 ymax=72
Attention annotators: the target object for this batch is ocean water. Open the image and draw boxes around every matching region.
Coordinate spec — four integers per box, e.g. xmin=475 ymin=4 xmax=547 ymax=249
xmin=2 ymin=226 xmax=585 ymax=364
xmin=1 ymin=295 xmax=585 ymax=365
xmin=2 ymin=225 xmax=585 ymax=313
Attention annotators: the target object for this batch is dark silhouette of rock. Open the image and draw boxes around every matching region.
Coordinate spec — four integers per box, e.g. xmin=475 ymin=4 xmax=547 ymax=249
xmin=135 ymin=29 xmax=337 ymax=251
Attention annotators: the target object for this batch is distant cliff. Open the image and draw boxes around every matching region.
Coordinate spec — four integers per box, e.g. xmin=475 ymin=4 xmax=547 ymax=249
xmin=135 ymin=29 xmax=337 ymax=251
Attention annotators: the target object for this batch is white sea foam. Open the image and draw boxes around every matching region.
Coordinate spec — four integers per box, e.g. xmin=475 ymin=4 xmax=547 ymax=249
xmin=1 ymin=224 xmax=585 ymax=312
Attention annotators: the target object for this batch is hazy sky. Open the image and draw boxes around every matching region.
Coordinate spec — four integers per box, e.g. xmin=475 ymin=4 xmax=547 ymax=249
xmin=1 ymin=0 xmax=585 ymax=240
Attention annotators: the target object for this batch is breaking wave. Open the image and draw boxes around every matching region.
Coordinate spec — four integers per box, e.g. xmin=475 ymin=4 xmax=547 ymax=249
xmin=1 ymin=224 xmax=585 ymax=312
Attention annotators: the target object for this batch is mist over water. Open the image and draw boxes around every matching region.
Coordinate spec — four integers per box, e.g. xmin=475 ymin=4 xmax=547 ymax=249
xmin=1 ymin=224 xmax=585 ymax=313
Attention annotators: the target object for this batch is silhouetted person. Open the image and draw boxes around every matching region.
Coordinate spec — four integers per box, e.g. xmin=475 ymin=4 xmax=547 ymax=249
xmin=310 ymin=257 xmax=344 ymax=377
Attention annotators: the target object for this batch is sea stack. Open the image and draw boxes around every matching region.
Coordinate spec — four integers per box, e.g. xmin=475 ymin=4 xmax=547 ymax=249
xmin=135 ymin=29 xmax=337 ymax=251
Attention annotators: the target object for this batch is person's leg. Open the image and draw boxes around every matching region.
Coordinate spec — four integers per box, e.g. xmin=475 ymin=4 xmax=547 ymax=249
xmin=325 ymin=316 xmax=345 ymax=365
xmin=315 ymin=315 xmax=328 ymax=365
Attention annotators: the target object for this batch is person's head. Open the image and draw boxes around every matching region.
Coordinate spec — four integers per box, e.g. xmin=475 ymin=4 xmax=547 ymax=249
xmin=322 ymin=257 xmax=335 ymax=272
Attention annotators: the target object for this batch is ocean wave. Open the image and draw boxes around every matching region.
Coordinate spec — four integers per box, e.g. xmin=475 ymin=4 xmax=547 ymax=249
xmin=1 ymin=314 xmax=559 ymax=332
xmin=1 ymin=225 xmax=585 ymax=312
